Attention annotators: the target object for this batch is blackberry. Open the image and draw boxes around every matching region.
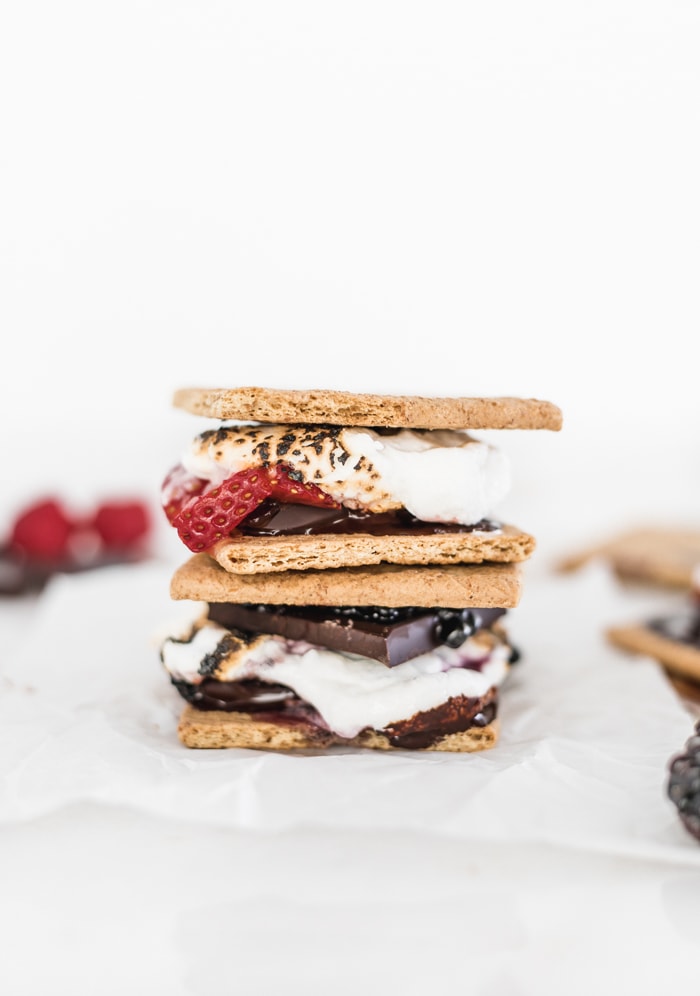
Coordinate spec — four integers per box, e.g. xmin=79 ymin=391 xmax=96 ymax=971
xmin=434 ymin=609 xmax=469 ymax=648
xmin=330 ymin=606 xmax=417 ymax=624
xmin=667 ymin=721 xmax=700 ymax=842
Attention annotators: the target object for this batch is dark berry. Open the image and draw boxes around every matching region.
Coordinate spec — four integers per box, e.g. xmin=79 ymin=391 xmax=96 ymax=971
xmin=667 ymin=721 xmax=700 ymax=842
xmin=460 ymin=610 xmax=476 ymax=636
xmin=331 ymin=605 xmax=411 ymax=624
xmin=434 ymin=610 xmax=467 ymax=648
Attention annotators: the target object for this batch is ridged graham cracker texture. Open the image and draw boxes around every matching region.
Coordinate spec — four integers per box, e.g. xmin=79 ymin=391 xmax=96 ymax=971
xmin=173 ymin=386 xmax=563 ymax=431
xmin=177 ymin=705 xmax=499 ymax=753
xmin=210 ymin=524 xmax=534 ymax=576
xmin=608 ymin=623 xmax=700 ymax=684
xmin=171 ymin=554 xmax=523 ymax=608
xmin=559 ymin=528 xmax=700 ymax=590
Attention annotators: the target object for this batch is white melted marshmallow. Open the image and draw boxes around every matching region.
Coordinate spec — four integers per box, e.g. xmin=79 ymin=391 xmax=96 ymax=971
xmin=182 ymin=425 xmax=510 ymax=524
xmin=161 ymin=624 xmax=510 ymax=739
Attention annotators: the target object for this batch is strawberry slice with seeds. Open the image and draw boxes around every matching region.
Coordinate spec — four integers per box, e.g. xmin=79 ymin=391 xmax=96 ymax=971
xmin=164 ymin=463 xmax=339 ymax=553
xmin=268 ymin=465 xmax=340 ymax=508
xmin=172 ymin=467 xmax=272 ymax=552
xmin=161 ymin=465 xmax=208 ymax=524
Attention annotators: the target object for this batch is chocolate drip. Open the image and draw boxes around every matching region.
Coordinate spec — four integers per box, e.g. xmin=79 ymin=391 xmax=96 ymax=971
xmin=173 ymin=678 xmax=296 ymax=712
xmin=207 ymin=602 xmax=507 ymax=668
xmin=238 ymin=499 xmax=500 ymax=537
xmin=382 ymin=688 xmax=498 ymax=748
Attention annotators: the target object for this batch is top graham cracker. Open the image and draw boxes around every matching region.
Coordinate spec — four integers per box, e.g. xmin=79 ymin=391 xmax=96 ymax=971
xmin=172 ymin=386 xmax=563 ymax=430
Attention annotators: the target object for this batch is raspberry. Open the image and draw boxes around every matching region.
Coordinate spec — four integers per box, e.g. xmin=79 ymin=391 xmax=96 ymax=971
xmin=172 ymin=467 xmax=273 ymax=552
xmin=9 ymin=498 xmax=73 ymax=560
xmin=161 ymin=465 xmax=208 ymax=524
xmin=667 ymin=720 xmax=700 ymax=842
xmin=268 ymin=465 xmax=340 ymax=508
xmin=93 ymin=501 xmax=151 ymax=550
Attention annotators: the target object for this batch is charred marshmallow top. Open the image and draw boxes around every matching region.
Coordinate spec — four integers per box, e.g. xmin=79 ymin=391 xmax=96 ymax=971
xmin=161 ymin=622 xmax=510 ymax=739
xmin=183 ymin=424 xmax=510 ymax=524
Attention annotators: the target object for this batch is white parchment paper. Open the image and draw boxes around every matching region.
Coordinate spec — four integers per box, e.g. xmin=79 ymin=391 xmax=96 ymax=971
xmin=1 ymin=557 xmax=699 ymax=864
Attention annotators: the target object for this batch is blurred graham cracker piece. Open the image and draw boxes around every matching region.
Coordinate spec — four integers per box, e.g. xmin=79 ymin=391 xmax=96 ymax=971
xmin=666 ymin=674 xmax=700 ymax=709
xmin=210 ymin=524 xmax=534 ymax=576
xmin=171 ymin=554 xmax=523 ymax=608
xmin=607 ymin=623 xmax=700 ymax=685
xmin=558 ymin=528 xmax=700 ymax=589
xmin=173 ymin=386 xmax=562 ymax=431
xmin=177 ymin=705 xmax=499 ymax=752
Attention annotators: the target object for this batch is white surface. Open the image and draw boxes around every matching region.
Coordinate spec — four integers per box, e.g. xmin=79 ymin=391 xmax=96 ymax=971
xmin=2 ymin=1 xmax=700 ymax=992
xmin=2 ymin=558 xmax=700 ymax=995
xmin=0 ymin=559 xmax=697 ymax=863
xmin=4 ymin=806 xmax=700 ymax=996
xmin=1 ymin=0 xmax=700 ymax=534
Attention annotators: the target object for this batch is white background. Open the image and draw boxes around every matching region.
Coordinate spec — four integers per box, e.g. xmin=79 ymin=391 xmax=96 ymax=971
xmin=2 ymin=4 xmax=700 ymax=994
xmin=1 ymin=0 xmax=699 ymax=558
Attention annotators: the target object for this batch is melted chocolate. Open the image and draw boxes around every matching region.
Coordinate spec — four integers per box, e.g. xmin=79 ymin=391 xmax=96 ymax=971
xmin=173 ymin=678 xmax=296 ymax=712
xmin=207 ymin=602 xmax=506 ymax=668
xmin=383 ymin=687 xmax=498 ymax=748
xmin=238 ymin=499 xmax=500 ymax=537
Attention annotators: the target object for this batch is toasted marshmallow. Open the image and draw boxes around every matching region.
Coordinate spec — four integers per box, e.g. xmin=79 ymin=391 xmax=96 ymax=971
xmin=182 ymin=424 xmax=510 ymax=525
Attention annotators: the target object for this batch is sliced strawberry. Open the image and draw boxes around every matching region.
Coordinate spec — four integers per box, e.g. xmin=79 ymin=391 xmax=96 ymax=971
xmin=161 ymin=464 xmax=208 ymax=524
xmin=93 ymin=501 xmax=151 ymax=550
xmin=165 ymin=463 xmax=339 ymax=553
xmin=9 ymin=498 xmax=73 ymax=560
xmin=172 ymin=467 xmax=273 ymax=552
xmin=268 ymin=465 xmax=340 ymax=508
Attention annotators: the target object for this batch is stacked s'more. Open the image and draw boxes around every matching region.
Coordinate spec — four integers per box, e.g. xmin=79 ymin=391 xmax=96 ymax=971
xmin=159 ymin=387 xmax=562 ymax=752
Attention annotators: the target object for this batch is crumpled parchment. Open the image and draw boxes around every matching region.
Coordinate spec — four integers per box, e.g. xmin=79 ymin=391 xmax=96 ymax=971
xmin=1 ymin=556 xmax=698 ymax=864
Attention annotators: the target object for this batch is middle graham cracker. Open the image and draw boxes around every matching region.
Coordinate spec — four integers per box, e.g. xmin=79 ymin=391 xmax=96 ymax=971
xmin=171 ymin=554 xmax=523 ymax=608
xmin=210 ymin=524 xmax=534 ymax=575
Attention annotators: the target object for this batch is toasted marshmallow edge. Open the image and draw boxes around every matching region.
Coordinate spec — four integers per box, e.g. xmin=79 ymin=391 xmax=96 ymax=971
xmin=181 ymin=425 xmax=510 ymax=525
xmin=161 ymin=621 xmax=511 ymax=740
